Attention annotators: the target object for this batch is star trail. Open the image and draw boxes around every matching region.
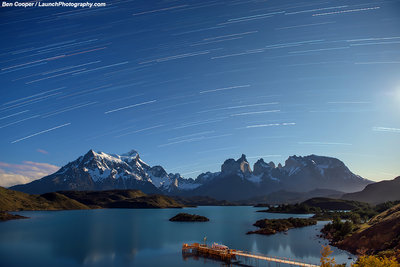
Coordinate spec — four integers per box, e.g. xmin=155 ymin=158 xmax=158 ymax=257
xmin=1 ymin=0 xmax=400 ymax=182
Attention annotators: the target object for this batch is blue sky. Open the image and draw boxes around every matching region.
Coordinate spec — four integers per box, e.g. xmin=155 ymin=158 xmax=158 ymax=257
xmin=1 ymin=0 xmax=400 ymax=186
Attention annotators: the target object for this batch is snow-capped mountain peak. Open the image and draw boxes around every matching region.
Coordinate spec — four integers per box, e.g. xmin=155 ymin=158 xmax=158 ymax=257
xmin=49 ymin=149 xmax=199 ymax=192
xmin=121 ymin=149 xmax=139 ymax=158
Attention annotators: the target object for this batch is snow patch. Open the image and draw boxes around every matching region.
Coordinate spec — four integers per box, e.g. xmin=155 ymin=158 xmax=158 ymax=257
xmin=87 ymin=168 xmax=112 ymax=182
xmin=178 ymin=182 xmax=201 ymax=190
xmin=248 ymin=174 xmax=263 ymax=183
xmin=316 ymin=164 xmax=329 ymax=175
xmin=149 ymin=174 xmax=172 ymax=189
xmin=270 ymin=176 xmax=280 ymax=181
xmin=288 ymin=166 xmax=300 ymax=176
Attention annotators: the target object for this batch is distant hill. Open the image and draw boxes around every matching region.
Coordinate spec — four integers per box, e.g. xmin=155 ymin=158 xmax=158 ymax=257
xmin=342 ymin=176 xmax=400 ymax=204
xmin=244 ymin=189 xmax=344 ymax=205
xmin=302 ymin=197 xmax=370 ymax=211
xmin=59 ymin=190 xmax=184 ymax=208
xmin=0 ymin=186 xmax=89 ymax=212
xmin=0 ymin=186 xmax=185 ymax=221
xmin=171 ymin=195 xmax=234 ymax=206
xmin=338 ymin=203 xmax=400 ymax=254
xmin=258 ymin=197 xmax=370 ymax=214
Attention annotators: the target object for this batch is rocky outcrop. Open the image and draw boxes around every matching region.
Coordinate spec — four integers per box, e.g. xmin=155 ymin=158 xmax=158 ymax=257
xmin=221 ymin=154 xmax=251 ymax=176
xmin=253 ymin=159 xmax=272 ymax=175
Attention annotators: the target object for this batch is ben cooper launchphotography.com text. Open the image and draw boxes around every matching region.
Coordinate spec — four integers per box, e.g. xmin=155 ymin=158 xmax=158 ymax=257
xmin=2 ymin=1 xmax=106 ymax=8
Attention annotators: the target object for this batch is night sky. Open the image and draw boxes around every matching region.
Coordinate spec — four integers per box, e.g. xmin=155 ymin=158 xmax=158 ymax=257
xmin=1 ymin=0 xmax=400 ymax=187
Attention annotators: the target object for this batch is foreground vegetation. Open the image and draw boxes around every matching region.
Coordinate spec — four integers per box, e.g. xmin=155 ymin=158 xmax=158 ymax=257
xmin=320 ymin=245 xmax=400 ymax=267
xmin=318 ymin=202 xmax=400 ymax=256
xmin=257 ymin=197 xmax=400 ymax=263
xmin=316 ymin=202 xmax=400 ymax=264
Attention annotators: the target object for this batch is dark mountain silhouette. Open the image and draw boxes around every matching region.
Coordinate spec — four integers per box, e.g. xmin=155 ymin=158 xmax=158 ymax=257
xmin=342 ymin=176 xmax=400 ymax=204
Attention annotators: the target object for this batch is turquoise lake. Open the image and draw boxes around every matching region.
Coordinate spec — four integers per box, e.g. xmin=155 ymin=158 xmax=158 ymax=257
xmin=0 ymin=206 xmax=355 ymax=266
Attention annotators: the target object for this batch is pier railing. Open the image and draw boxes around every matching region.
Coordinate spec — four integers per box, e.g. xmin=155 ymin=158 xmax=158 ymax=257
xmin=233 ymin=250 xmax=319 ymax=267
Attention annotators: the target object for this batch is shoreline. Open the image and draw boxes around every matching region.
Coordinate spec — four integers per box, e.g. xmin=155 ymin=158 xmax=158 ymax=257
xmin=0 ymin=211 xmax=29 ymax=222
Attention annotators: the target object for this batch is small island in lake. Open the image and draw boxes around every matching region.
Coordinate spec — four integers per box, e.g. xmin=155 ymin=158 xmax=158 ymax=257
xmin=247 ymin=217 xmax=317 ymax=235
xmin=169 ymin=213 xmax=209 ymax=222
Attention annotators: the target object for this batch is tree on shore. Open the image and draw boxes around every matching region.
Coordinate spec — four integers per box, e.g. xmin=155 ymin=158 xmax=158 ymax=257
xmin=320 ymin=245 xmax=342 ymax=267
xmin=352 ymin=255 xmax=400 ymax=267
xmin=320 ymin=245 xmax=400 ymax=267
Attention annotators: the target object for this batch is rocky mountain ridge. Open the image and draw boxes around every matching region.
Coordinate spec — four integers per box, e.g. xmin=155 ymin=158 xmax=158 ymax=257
xmin=188 ymin=153 xmax=371 ymax=200
xmin=11 ymin=149 xmax=372 ymax=201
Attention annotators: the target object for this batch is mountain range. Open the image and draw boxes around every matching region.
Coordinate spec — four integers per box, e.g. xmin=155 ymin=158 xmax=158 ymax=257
xmin=10 ymin=149 xmax=372 ymax=201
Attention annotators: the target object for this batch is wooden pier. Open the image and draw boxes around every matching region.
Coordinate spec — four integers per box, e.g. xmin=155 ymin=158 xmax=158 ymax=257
xmin=182 ymin=243 xmax=237 ymax=262
xmin=182 ymin=243 xmax=320 ymax=267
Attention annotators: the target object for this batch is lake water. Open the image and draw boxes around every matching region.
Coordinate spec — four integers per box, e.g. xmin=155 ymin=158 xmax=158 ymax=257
xmin=0 ymin=206 xmax=355 ymax=266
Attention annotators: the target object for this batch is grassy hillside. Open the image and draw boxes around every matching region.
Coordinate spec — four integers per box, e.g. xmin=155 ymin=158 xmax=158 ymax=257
xmin=1 ymin=187 xmax=184 ymax=221
xmin=0 ymin=186 xmax=89 ymax=211
xmin=59 ymin=190 xmax=184 ymax=208
xmin=338 ymin=203 xmax=400 ymax=254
